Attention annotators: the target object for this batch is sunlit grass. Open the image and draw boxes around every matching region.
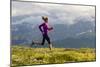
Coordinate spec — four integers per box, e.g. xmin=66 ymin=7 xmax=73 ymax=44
xmin=11 ymin=46 xmax=96 ymax=67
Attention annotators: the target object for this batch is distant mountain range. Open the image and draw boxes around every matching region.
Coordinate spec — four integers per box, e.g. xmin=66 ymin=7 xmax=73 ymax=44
xmin=11 ymin=15 xmax=96 ymax=48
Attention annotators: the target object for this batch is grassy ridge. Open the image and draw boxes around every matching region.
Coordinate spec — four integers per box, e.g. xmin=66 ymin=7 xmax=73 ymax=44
xmin=11 ymin=46 xmax=96 ymax=67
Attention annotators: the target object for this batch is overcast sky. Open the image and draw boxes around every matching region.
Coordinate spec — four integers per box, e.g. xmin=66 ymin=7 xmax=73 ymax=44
xmin=12 ymin=1 xmax=95 ymax=25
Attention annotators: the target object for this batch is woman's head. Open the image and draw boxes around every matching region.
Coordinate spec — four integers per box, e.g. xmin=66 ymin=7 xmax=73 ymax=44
xmin=42 ymin=16 xmax=48 ymax=22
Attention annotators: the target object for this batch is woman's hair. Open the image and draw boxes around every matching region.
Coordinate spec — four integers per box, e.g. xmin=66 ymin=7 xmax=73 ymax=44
xmin=42 ymin=16 xmax=48 ymax=21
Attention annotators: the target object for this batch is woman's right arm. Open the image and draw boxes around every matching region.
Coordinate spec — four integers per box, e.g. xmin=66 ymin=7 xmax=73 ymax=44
xmin=39 ymin=23 xmax=44 ymax=32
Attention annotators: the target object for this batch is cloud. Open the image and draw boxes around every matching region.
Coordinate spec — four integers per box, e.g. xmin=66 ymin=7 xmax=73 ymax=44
xmin=12 ymin=1 xmax=95 ymax=25
xmin=76 ymin=29 xmax=93 ymax=36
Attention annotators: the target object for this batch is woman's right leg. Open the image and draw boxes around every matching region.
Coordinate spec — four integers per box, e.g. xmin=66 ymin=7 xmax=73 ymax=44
xmin=41 ymin=34 xmax=45 ymax=45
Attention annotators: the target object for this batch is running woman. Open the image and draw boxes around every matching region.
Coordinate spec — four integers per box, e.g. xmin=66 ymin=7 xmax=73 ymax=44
xmin=31 ymin=16 xmax=53 ymax=50
xmin=39 ymin=16 xmax=53 ymax=50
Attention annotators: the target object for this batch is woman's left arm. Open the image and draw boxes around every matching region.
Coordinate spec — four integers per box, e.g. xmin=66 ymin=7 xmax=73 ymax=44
xmin=47 ymin=24 xmax=53 ymax=31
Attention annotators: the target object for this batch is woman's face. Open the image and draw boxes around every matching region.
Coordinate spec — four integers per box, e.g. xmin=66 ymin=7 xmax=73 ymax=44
xmin=42 ymin=16 xmax=48 ymax=22
xmin=43 ymin=19 xmax=48 ymax=22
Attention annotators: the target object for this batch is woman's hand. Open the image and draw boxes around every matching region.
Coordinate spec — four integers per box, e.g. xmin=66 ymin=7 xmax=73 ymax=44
xmin=50 ymin=27 xmax=53 ymax=30
xmin=48 ymin=27 xmax=53 ymax=30
xmin=42 ymin=32 xmax=44 ymax=34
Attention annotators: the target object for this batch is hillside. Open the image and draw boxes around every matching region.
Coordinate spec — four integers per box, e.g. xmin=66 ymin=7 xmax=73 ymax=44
xmin=11 ymin=23 xmax=96 ymax=48
xmin=12 ymin=46 xmax=96 ymax=67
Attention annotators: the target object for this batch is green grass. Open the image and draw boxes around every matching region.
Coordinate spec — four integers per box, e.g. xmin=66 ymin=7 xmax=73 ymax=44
xmin=11 ymin=46 xmax=96 ymax=67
